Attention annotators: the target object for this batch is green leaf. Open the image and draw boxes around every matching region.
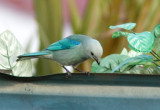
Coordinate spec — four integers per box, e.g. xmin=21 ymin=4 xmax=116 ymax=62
xmin=111 ymin=54 xmax=153 ymax=73
xmin=151 ymin=24 xmax=160 ymax=53
xmin=154 ymin=37 xmax=160 ymax=53
xmin=120 ymin=48 xmax=128 ymax=56
xmin=0 ymin=30 xmax=32 ymax=76
xmin=112 ymin=31 xmax=129 ymax=38
xmin=151 ymin=24 xmax=160 ymax=38
xmin=128 ymin=45 xmax=141 ymax=52
xmin=91 ymin=54 xmax=129 ymax=73
xmin=124 ymin=66 xmax=160 ymax=75
xmin=109 ymin=23 xmax=136 ymax=30
xmin=127 ymin=31 xmax=155 ymax=53
xmin=121 ymin=48 xmax=142 ymax=57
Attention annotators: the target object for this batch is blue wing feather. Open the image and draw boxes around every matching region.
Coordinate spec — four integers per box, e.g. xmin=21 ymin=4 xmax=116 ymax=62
xmin=46 ymin=38 xmax=81 ymax=51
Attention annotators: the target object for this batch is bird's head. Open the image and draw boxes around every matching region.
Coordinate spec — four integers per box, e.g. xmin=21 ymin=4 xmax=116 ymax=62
xmin=85 ymin=39 xmax=103 ymax=65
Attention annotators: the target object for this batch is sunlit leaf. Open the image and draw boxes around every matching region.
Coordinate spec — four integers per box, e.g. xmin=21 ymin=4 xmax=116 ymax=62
xmin=0 ymin=30 xmax=32 ymax=76
xmin=154 ymin=37 xmax=160 ymax=53
xmin=120 ymin=48 xmax=128 ymax=56
xmin=151 ymin=24 xmax=160 ymax=53
xmin=151 ymin=24 xmax=160 ymax=38
xmin=112 ymin=31 xmax=129 ymax=38
xmin=91 ymin=54 xmax=129 ymax=73
xmin=128 ymin=44 xmax=141 ymax=52
xmin=91 ymin=66 xmax=107 ymax=73
xmin=124 ymin=66 xmax=160 ymax=75
xmin=121 ymin=48 xmax=142 ymax=57
xmin=109 ymin=23 xmax=136 ymax=30
xmin=111 ymin=54 xmax=153 ymax=73
xmin=127 ymin=31 xmax=155 ymax=53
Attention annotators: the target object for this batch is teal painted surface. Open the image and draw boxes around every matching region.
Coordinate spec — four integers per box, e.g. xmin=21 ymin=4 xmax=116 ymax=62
xmin=1 ymin=94 xmax=160 ymax=110
xmin=1 ymin=73 xmax=160 ymax=110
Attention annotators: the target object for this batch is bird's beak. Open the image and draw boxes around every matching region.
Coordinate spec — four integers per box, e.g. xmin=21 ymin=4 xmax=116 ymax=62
xmin=96 ymin=60 xmax=100 ymax=65
xmin=93 ymin=56 xmax=100 ymax=65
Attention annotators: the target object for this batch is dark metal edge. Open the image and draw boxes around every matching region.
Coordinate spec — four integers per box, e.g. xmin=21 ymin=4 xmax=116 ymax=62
xmin=0 ymin=73 xmax=160 ymax=87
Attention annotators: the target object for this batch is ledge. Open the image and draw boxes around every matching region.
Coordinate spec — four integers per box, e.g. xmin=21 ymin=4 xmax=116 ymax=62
xmin=1 ymin=73 xmax=160 ymax=86
xmin=0 ymin=73 xmax=160 ymax=110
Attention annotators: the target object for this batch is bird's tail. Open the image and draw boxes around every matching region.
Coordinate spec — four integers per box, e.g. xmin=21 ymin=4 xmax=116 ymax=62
xmin=17 ymin=51 xmax=51 ymax=61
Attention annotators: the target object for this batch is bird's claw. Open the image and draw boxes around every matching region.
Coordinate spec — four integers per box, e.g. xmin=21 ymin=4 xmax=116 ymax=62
xmin=65 ymin=72 xmax=72 ymax=78
xmin=84 ymin=72 xmax=90 ymax=76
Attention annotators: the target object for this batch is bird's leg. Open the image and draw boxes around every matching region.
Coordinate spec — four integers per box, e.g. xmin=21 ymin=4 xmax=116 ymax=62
xmin=61 ymin=65 xmax=71 ymax=77
xmin=73 ymin=66 xmax=90 ymax=75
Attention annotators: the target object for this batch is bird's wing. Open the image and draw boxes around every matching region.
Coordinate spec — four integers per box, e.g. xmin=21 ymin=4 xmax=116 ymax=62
xmin=46 ymin=37 xmax=81 ymax=51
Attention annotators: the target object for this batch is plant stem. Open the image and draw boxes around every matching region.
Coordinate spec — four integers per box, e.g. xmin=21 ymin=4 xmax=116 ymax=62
xmin=150 ymin=51 xmax=160 ymax=60
xmin=154 ymin=60 xmax=160 ymax=61
xmin=130 ymin=30 xmax=136 ymax=34
xmin=153 ymin=61 xmax=160 ymax=66
xmin=151 ymin=50 xmax=160 ymax=66
xmin=152 ymin=50 xmax=160 ymax=59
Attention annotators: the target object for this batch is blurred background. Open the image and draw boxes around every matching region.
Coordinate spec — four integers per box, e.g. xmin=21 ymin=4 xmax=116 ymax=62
xmin=0 ymin=0 xmax=160 ymax=76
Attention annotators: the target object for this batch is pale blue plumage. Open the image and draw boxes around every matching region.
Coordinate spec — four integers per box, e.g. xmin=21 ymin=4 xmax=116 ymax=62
xmin=17 ymin=34 xmax=103 ymax=75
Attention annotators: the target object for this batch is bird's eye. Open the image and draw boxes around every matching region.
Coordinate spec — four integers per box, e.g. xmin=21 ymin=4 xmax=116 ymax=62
xmin=91 ymin=52 xmax=94 ymax=56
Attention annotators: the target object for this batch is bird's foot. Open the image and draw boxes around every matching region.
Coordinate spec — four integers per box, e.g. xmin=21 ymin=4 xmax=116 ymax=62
xmin=73 ymin=66 xmax=90 ymax=76
xmin=84 ymin=72 xmax=90 ymax=76
xmin=61 ymin=65 xmax=72 ymax=78
xmin=65 ymin=72 xmax=72 ymax=78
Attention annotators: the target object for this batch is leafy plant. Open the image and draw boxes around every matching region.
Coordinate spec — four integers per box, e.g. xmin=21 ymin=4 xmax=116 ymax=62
xmin=152 ymin=24 xmax=160 ymax=54
xmin=110 ymin=23 xmax=155 ymax=53
xmin=92 ymin=23 xmax=160 ymax=74
xmin=91 ymin=54 xmax=129 ymax=73
xmin=111 ymin=54 xmax=153 ymax=73
xmin=92 ymin=49 xmax=155 ymax=74
xmin=124 ymin=66 xmax=160 ymax=75
xmin=0 ymin=30 xmax=32 ymax=76
xmin=109 ymin=23 xmax=136 ymax=31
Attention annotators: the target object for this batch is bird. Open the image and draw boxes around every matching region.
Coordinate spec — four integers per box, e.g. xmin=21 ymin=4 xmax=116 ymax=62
xmin=17 ymin=34 xmax=103 ymax=76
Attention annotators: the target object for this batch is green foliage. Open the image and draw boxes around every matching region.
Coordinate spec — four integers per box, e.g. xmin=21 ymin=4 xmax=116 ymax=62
xmin=91 ymin=54 xmax=129 ymax=73
xmin=120 ymin=48 xmax=142 ymax=57
xmin=0 ymin=31 xmax=32 ymax=76
xmin=91 ymin=48 xmax=160 ymax=74
xmin=91 ymin=53 xmax=159 ymax=74
xmin=124 ymin=65 xmax=160 ymax=74
xmin=109 ymin=23 xmax=136 ymax=31
xmin=127 ymin=32 xmax=155 ymax=53
xmin=112 ymin=31 xmax=129 ymax=38
xmin=151 ymin=24 xmax=160 ymax=38
xmin=92 ymin=22 xmax=160 ymax=74
xmin=152 ymin=24 xmax=160 ymax=53
xmin=111 ymin=54 xmax=153 ymax=73
xmin=154 ymin=37 xmax=160 ymax=54
xmin=110 ymin=23 xmax=155 ymax=53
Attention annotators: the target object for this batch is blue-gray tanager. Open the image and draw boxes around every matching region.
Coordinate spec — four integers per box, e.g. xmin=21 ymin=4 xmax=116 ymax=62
xmin=17 ymin=34 xmax=103 ymax=76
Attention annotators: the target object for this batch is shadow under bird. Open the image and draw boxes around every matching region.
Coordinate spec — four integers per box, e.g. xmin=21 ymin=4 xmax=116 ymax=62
xmin=17 ymin=34 xmax=103 ymax=76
